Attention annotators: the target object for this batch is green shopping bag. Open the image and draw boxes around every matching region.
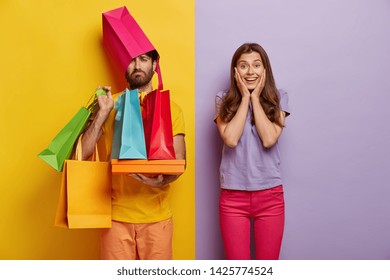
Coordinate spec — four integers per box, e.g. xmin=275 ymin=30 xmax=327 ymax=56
xmin=38 ymin=91 xmax=103 ymax=171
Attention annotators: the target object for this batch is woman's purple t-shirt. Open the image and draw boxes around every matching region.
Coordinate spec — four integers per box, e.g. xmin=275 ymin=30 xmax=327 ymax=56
xmin=215 ymin=90 xmax=290 ymax=191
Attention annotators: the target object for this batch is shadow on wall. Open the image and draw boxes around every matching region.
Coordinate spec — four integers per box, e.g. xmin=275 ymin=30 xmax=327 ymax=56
xmin=99 ymin=38 xmax=127 ymax=93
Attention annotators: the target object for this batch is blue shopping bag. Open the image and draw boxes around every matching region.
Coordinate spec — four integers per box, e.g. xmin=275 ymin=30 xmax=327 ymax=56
xmin=111 ymin=88 xmax=147 ymax=159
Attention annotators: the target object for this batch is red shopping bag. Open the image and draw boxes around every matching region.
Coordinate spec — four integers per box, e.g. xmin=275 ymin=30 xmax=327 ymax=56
xmin=102 ymin=6 xmax=163 ymax=89
xmin=142 ymin=89 xmax=175 ymax=159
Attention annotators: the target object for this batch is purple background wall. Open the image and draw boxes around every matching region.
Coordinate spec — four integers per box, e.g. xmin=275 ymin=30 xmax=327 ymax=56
xmin=195 ymin=0 xmax=390 ymax=259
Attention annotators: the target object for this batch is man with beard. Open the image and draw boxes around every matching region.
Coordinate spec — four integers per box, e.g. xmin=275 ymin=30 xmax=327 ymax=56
xmin=80 ymin=50 xmax=186 ymax=260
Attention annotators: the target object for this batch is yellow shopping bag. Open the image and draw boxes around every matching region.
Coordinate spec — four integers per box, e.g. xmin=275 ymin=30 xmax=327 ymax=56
xmin=54 ymin=135 xmax=112 ymax=228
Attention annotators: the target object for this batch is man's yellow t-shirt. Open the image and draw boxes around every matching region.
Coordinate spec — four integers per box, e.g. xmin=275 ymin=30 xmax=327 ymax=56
xmin=97 ymin=91 xmax=185 ymax=223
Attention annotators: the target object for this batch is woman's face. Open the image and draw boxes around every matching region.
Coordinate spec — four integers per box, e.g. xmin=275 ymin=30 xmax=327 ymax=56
xmin=236 ymin=51 xmax=265 ymax=91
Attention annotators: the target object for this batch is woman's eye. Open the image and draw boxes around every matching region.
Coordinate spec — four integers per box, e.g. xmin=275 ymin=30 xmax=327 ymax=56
xmin=254 ymin=64 xmax=261 ymax=68
xmin=240 ymin=64 xmax=247 ymax=69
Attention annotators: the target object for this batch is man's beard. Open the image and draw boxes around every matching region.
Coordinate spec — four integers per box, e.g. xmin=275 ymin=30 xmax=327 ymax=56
xmin=126 ymin=68 xmax=154 ymax=89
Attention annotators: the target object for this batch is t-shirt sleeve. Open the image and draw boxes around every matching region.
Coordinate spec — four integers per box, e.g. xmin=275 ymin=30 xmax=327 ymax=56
xmin=278 ymin=89 xmax=291 ymax=117
xmin=214 ymin=91 xmax=225 ymax=122
xmin=170 ymin=100 xmax=185 ymax=136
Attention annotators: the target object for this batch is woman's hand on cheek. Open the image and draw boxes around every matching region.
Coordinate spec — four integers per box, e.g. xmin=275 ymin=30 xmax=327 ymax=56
xmin=251 ymin=70 xmax=266 ymax=100
xmin=235 ymin=67 xmax=250 ymax=99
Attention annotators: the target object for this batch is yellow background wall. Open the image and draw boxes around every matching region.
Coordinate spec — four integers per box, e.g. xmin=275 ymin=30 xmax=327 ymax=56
xmin=0 ymin=0 xmax=194 ymax=259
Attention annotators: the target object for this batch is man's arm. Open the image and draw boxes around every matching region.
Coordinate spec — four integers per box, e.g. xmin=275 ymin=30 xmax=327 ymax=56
xmin=81 ymin=86 xmax=114 ymax=160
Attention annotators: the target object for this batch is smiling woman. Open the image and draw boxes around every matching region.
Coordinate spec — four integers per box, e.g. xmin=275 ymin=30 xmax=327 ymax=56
xmin=214 ymin=42 xmax=290 ymax=260
xmin=220 ymin=43 xmax=285 ymax=130
xmin=236 ymin=52 xmax=264 ymax=91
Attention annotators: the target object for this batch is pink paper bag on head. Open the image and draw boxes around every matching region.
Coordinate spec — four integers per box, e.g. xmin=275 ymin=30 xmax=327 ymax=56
xmin=102 ymin=6 xmax=163 ymax=89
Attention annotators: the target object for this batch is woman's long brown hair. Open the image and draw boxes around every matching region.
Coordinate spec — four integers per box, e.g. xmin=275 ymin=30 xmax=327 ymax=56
xmin=219 ymin=43 xmax=283 ymax=127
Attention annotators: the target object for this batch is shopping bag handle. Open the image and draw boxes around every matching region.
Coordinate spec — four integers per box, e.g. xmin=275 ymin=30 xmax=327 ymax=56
xmin=74 ymin=134 xmax=100 ymax=162
xmin=156 ymin=58 xmax=163 ymax=90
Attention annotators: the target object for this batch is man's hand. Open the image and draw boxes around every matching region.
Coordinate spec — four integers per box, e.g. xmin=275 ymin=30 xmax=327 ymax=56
xmin=95 ymin=86 xmax=114 ymax=119
xmin=129 ymin=173 xmax=165 ymax=188
xmin=128 ymin=173 xmax=181 ymax=188
xmin=128 ymin=133 xmax=186 ymax=188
